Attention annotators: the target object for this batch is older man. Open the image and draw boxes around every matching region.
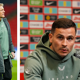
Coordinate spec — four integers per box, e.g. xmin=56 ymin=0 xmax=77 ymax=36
xmin=0 ymin=3 xmax=15 ymax=80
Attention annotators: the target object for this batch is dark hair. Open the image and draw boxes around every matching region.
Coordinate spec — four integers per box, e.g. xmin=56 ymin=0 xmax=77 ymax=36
xmin=51 ymin=18 xmax=76 ymax=34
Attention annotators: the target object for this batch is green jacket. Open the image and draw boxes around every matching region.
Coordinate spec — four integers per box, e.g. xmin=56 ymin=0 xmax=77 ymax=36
xmin=0 ymin=18 xmax=15 ymax=73
xmin=24 ymin=32 xmax=80 ymax=80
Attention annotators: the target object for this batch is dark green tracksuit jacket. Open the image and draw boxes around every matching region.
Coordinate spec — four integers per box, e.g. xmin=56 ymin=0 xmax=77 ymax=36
xmin=24 ymin=32 xmax=80 ymax=80
xmin=0 ymin=18 xmax=15 ymax=73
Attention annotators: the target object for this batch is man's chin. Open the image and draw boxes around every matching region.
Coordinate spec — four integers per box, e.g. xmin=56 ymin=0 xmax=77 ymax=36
xmin=60 ymin=53 xmax=68 ymax=58
xmin=2 ymin=16 xmax=5 ymax=18
xmin=0 ymin=16 xmax=5 ymax=18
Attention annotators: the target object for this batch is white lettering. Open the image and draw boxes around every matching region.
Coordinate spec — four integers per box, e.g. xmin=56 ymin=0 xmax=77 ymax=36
xmin=71 ymin=75 xmax=73 ymax=78
xmin=52 ymin=78 xmax=54 ymax=80
xmin=62 ymin=76 xmax=64 ymax=79
xmin=66 ymin=76 xmax=68 ymax=78
xmin=49 ymin=75 xmax=73 ymax=80
xmin=57 ymin=78 xmax=58 ymax=80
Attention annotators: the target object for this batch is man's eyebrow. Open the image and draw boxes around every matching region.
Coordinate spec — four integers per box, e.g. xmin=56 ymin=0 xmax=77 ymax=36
xmin=57 ymin=34 xmax=75 ymax=37
xmin=57 ymin=34 xmax=64 ymax=36
xmin=68 ymin=35 xmax=74 ymax=38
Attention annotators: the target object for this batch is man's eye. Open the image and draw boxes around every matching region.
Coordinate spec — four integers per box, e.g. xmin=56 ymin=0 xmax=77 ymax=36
xmin=67 ymin=38 xmax=73 ymax=40
xmin=58 ymin=37 xmax=63 ymax=39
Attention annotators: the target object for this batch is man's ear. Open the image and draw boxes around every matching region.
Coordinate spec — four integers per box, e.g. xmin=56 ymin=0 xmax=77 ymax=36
xmin=49 ymin=33 xmax=53 ymax=43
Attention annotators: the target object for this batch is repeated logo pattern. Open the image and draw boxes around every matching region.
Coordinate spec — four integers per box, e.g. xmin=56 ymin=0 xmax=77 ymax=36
xmin=20 ymin=0 xmax=80 ymax=75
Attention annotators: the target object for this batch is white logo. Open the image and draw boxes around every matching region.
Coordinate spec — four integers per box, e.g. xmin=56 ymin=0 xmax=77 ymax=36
xmin=58 ymin=66 xmax=65 ymax=71
xmin=32 ymin=8 xmax=40 ymax=13
xmin=46 ymin=2 xmax=54 ymax=5
xmin=20 ymin=15 xmax=25 ymax=19
xmin=32 ymin=37 xmax=41 ymax=42
xmin=75 ymin=38 xmax=80 ymax=42
xmin=20 ymin=45 xmax=25 ymax=49
xmin=74 ymin=10 xmax=80 ymax=13
xmin=25 ymin=69 xmax=30 ymax=74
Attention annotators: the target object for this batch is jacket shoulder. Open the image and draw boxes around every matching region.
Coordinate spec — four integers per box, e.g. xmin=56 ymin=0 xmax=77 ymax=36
xmin=24 ymin=49 xmax=43 ymax=78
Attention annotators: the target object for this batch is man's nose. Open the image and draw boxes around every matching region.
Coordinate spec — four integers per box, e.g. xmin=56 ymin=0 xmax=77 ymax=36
xmin=62 ymin=39 xmax=67 ymax=47
xmin=3 ymin=10 xmax=5 ymax=12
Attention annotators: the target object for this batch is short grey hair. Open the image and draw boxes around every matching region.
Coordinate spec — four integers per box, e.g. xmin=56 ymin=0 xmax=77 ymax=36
xmin=0 ymin=3 xmax=4 ymax=6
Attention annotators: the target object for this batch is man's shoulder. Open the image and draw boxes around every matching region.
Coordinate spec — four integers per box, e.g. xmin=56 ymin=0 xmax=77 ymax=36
xmin=28 ymin=49 xmax=43 ymax=59
xmin=72 ymin=55 xmax=80 ymax=62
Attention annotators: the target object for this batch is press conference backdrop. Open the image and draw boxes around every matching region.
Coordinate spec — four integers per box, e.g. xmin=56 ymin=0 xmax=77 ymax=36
xmin=20 ymin=0 xmax=80 ymax=79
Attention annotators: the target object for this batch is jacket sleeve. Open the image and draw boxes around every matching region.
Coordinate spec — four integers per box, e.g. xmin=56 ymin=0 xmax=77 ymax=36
xmin=8 ymin=26 xmax=15 ymax=53
xmin=6 ymin=18 xmax=15 ymax=53
xmin=77 ymin=70 xmax=80 ymax=80
xmin=24 ymin=51 xmax=43 ymax=80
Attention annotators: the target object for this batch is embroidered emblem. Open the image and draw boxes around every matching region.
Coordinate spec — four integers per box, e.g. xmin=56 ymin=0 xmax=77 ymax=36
xmin=58 ymin=66 xmax=65 ymax=71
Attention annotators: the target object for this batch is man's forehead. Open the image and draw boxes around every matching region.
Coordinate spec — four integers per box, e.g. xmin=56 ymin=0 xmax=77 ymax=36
xmin=54 ymin=27 xmax=76 ymax=36
xmin=0 ymin=6 xmax=4 ymax=10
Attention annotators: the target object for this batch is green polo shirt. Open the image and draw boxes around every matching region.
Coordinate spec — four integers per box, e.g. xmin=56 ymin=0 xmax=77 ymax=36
xmin=0 ymin=18 xmax=9 ymax=59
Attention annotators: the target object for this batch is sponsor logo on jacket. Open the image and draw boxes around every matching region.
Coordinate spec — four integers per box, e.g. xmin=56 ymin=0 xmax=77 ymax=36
xmin=49 ymin=75 xmax=73 ymax=80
